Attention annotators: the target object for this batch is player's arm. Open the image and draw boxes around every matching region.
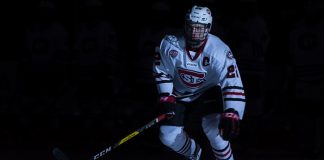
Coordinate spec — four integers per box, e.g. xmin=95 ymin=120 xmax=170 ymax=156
xmin=217 ymin=49 xmax=246 ymax=140
xmin=153 ymin=37 xmax=175 ymax=97
xmin=218 ymin=49 xmax=246 ymax=119
xmin=153 ymin=37 xmax=178 ymax=117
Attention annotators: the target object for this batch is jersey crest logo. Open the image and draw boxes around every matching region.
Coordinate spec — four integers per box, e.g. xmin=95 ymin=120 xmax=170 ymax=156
xmin=178 ymin=68 xmax=206 ymax=88
xmin=202 ymin=56 xmax=210 ymax=66
xmin=169 ymin=50 xmax=178 ymax=58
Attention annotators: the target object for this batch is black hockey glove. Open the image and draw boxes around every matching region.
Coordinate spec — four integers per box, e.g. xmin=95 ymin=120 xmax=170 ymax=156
xmin=219 ymin=108 xmax=240 ymax=141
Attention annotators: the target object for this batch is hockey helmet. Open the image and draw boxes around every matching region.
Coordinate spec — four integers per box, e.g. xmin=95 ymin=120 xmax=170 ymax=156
xmin=185 ymin=5 xmax=213 ymax=49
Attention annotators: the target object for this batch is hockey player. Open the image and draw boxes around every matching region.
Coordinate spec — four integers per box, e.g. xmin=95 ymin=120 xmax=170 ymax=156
xmin=153 ymin=5 xmax=246 ymax=160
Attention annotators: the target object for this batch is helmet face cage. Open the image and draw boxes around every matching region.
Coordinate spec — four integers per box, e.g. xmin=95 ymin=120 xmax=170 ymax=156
xmin=185 ymin=21 xmax=210 ymax=47
xmin=185 ymin=5 xmax=212 ymax=49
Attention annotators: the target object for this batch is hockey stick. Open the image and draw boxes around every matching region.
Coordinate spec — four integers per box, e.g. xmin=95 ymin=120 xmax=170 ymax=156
xmin=52 ymin=112 xmax=175 ymax=160
xmin=91 ymin=112 xmax=174 ymax=160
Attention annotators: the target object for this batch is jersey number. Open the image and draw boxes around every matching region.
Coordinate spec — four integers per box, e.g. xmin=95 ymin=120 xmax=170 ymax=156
xmin=226 ymin=65 xmax=238 ymax=78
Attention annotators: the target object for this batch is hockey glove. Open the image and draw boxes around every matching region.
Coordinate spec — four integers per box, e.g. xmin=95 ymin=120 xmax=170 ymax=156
xmin=219 ymin=108 xmax=240 ymax=141
xmin=158 ymin=95 xmax=177 ymax=120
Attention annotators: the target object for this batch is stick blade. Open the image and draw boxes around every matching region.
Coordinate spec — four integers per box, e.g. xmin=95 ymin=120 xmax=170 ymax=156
xmin=52 ymin=147 xmax=71 ymax=160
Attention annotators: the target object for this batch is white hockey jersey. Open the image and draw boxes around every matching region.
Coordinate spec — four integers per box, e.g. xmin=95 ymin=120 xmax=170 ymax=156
xmin=153 ymin=33 xmax=246 ymax=119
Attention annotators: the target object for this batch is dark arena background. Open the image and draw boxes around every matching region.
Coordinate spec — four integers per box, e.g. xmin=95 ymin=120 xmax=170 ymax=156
xmin=2 ymin=0 xmax=324 ymax=159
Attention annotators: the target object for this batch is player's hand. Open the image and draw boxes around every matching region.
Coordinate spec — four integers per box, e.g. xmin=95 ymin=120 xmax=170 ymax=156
xmin=158 ymin=95 xmax=177 ymax=119
xmin=219 ymin=108 xmax=240 ymax=141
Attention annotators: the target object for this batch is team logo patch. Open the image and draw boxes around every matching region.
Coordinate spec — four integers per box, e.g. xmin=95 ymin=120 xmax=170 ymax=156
xmin=226 ymin=50 xmax=234 ymax=59
xmin=169 ymin=50 xmax=178 ymax=58
xmin=203 ymin=56 xmax=210 ymax=66
xmin=178 ymin=68 xmax=206 ymax=88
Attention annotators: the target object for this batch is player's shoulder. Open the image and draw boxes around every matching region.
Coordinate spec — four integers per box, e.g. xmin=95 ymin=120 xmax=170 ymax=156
xmin=160 ymin=32 xmax=184 ymax=51
xmin=207 ymin=34 xmax=229 ymax=50
xmin=206 ymin=34 xmax=232 ymax=57
xmin=162 ymin=33 xmax=183 ymax=44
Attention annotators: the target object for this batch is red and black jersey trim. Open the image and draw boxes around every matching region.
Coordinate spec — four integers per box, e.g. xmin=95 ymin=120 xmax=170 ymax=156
xmin=223 ymin=92 xmax=245 ymax=96
xmin=213 ymin=142 xmax=230 ymax=153
xmin=153 ymin=72 xmax=172 ymax=78
xmin=222 ymin=86 xmax=245 ymax=102
xmin=222 ymin=86 xmax=244 ymax=91
xmin=185 ymin=39 xmax=207 ymax=61
xmin=156 ymin=80 xmax=173 ymax=84
xmin=224 ymin=98 xmax=246 ymax=102
xmin=212 ymin=142 xmax=232 ymax=160
xmin=177 ymin=134 xmax=192 ymax=155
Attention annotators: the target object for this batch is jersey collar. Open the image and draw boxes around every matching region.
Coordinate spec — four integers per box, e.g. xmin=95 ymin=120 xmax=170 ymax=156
xmin=185 ymin=38 xmax=207 ymax=61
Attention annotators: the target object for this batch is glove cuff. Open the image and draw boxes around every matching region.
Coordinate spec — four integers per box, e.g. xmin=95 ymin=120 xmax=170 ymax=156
xmin=223 ymin=108 xmax=239 ymax=120
xmin=159 ymin=95 xmax=176 ymax=103
xmin=222 ymin=112 xmax=239 ymax=120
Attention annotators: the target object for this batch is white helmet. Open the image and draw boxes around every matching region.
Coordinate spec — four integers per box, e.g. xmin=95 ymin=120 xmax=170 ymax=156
xmin=185 ymin=5 xmax=213 ymax=49
xmin=186 ymin=5 xmax=212 ymax=27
